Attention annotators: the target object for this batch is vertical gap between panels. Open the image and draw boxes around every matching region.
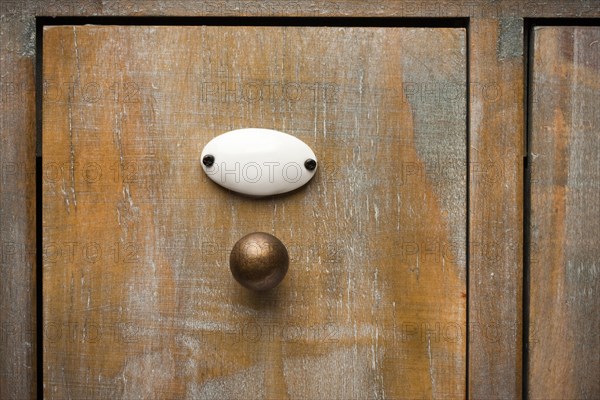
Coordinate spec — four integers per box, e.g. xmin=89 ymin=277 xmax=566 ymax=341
xmin=522 ymin=19 xmax=535 ymax=400
xmin=35 ymin=16 xmax=44 ymax=400
xmin=465 ymin=18 xmax=471 ymax=400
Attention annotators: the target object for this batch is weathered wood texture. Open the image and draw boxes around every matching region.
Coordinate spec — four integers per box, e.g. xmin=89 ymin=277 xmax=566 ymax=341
xmin=1 ymin=1 xmax=599 ymax=398
xmin=43 ymin=26 xmax=466 ymax=398
xmin=468 ymin=18 xmax=525 ymax=399
xmin=528 ymin=26 xmax=600 ymax=399
xmin=0 ymin=11 xmax=38 ymax=400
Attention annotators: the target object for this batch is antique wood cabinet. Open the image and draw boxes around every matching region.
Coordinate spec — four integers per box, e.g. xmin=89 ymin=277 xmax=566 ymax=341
xmin=0 ymin=1 xmax=598 ymax=399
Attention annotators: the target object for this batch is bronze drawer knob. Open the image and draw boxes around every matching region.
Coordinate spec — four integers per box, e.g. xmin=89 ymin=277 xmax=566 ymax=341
xmin=229 ymin=232 xmax=289 ymax=291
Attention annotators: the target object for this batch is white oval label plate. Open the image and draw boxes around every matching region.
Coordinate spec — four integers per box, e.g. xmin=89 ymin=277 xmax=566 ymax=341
xmin=201 ymin=128 xmax=317 ymax=196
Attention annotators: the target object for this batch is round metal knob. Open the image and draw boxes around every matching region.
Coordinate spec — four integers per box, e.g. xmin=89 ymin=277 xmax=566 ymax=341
xmin=229 ymin=232 xmax=289 ymax=291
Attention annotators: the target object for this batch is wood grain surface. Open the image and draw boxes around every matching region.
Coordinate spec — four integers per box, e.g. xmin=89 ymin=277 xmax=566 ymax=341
xmin=528 ymin=26 xmax=600 ymax=399
xmin=0 ymin=10 xmax=38 ymax=400
xmin=468 ymin=18 xmax=525 ymax=399
xmin=1 ymin=1 xmax=599 ymax=398
xmin=42 ymin=25 xmax=466 ymax=398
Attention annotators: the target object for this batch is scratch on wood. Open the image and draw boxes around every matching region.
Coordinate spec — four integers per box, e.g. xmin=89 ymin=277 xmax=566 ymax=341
xmin=427 ymin=337 xmax=437 ymax=394
xmin=67 ymin=88 xmax=77 ymax=211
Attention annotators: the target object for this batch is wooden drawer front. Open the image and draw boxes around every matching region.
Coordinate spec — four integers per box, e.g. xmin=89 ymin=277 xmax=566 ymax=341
xmin=528 ymin=26 xmax=600 ymax=399
xmin=43 ymin=25 xmax=467 ymax=399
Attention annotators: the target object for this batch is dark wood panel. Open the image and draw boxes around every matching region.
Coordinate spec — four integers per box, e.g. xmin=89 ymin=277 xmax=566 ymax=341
xmin=528 ymin=26 xmax=600 ymax=399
